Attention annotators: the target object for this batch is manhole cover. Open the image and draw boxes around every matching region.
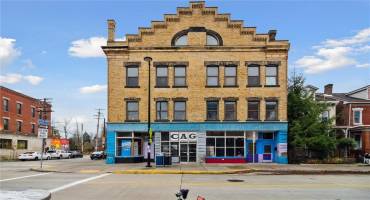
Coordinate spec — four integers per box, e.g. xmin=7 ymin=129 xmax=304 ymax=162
xmin=227 ymin=179 xmax=244 ymax=182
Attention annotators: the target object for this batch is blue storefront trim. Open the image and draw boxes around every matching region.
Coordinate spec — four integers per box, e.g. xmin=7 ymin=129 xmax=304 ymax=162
xmin=106 ymin=121 xmax=288 ymax=164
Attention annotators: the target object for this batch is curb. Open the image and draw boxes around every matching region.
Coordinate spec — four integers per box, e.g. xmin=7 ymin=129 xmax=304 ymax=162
xmin=112 ymin=169 xmax=370 ymax=175
xmin=30 ymin=168 xmax=72 ymax=173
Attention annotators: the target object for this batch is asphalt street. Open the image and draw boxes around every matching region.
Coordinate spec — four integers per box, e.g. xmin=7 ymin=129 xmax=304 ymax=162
xmin=1 ymin=158 xmax=370 ymax=200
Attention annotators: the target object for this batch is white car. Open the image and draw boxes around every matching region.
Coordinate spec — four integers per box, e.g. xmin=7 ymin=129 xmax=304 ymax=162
xmin=47 ymin=150 xmax=71 ymax=159
xmin=41 ymin=152 xmax=51 ymax=160
xmin=18 ymin=152 xmax=41 ymax=161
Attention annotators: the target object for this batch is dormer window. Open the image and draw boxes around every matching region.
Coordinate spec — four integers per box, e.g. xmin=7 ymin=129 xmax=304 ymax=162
xmin=174 ymin=34 xmax=188 ymax=46
xmin=206 ymin=34 xmax=219 ymax=46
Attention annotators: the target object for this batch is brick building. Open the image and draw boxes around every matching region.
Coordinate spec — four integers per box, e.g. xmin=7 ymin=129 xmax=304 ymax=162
xmin=103 ymin=1 xmax=289 ymax=164
xmin=0 ymin=86 xmax=52 ymax=160
xmin=315 ymin=84 xmax=370 ymax=155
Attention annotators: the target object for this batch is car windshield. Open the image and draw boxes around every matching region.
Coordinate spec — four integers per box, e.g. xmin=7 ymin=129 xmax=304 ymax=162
xmin=24 ymin=152 xmax=35 ymax=154
xmin=47 ymin=151 xmax=55 ymax=153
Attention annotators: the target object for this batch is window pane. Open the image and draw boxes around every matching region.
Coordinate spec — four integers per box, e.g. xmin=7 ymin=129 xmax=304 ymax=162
xmin=248 ymin=66 xmax=259 ymax=76
xmin=266 ymin=77 xmax=277 ymax=86
xmin=235 ymin=138 xmax=244 ymax=147
xmin=248 ymin=77 xmax=259 ymax=86
xmin=174 ymin=77 xmax=186 ymax=86
xmin=207 ymin=67 xmax=218 ymax=76
xmin=225 ymin=77 xmax=236 ymax=86
xmin=216 ymin=138 xmax=225 ymax=147
xmin=207 ymin=77 xmax=218 ymax=86
xmin=175 ymin=102 xmax=185 ymax=111
xmin=128 ymin=112 xmax=138 ymax=120
xmin=174 ymin=67 xmax=185 ymax=76
xmin=266 ymin=101 xmax=277 ymax=120
xmin=174 ymin=112 xmax=186 ymax=120
xmin=225 ymin=101 xmax=235 ymax=111
xmin=206 ymin=138 xmax=215 ymax=146
xmin=206 ymin=131 xmax=224 ymax=137
xmin=127 ymin=67 xmax=138 ymax=77
xmin=161 ymin=102 xmax=168 ymax=110
xmin=127 ymin=102 xmax=138 ymax=111
xmin=127 ymin=77 xmax=138 ymax=86
xmin=226 ymin=138 xmax=234 ymax=147
xmin=216 ymin=148 xmax=225 ymax=157
xmin=236 ymin=148 xmax=244 ymax=157
xmin=263 ymin=132 xmax=274 ymax=139
xmin=266 ymin=66 xmax=277 ymax=76
xmin=264 ymin=145 xmax=272 ymax=153
xmin=207 ymin=34 xmax=219 ymax=45
xmin=161 ymin=132 xmax=169 ymax=141
xmin=157 ymin=77 xmax=168 ymax=86
xmin=157 ymin=67 xmax=167 ymax=76
xmin=225 ymin=67 xmax=236 ymax=76
xmin=175 ymin=35 xmax=187 ymax=46
xmin=226 ymin=148 xmax=234 ymax=156
xmin=207 ymin=101 xmax=218 ymax=110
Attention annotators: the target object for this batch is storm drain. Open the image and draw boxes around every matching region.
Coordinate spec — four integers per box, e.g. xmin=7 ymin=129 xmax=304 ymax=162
xmin=227 ymin=179 xmax=244 ymax=182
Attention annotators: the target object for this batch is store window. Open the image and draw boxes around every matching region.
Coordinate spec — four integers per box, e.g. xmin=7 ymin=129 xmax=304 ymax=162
xmin=3 ymin=118 xmax=9 ymax=130
xmin=265 ymin=65 xmax=278 ymax=86
xmin=224 ymin=65 xmax=237 ymax=86
xmin=126 ymin=101 xmax=139 ymax=121
xmin=248 ymin=101 xmax=259 ymax=120
xmin=156 ymin=101 xmax=168 ymax=121
xmin=266 ymin=101 xmax=278 ymax=121
xmin=206 ymin=101 xmax=219 ymax=121
xmin=206 ymin=65 xmax=219 ymax=86
xmin=0 ymin=139 xmax=12 ymax=149
xmin=247 ymin=64 xmax=260 ymax=86
xmin=17 ymin=140 xmax=28 ymax=149
xmin=174 ymin=66 xmax=186 ymax=87
xmin=224 ymin=101 xmax=237 ymax=121
xmin=3 ymin=98 xmax=9 ymax=112
xmin=206 ymin=131 xmax=244 ymax=157
xmin=156 ymin=66 xmax=168 ymax=87
xmin=126 ymin=66 xmax=139 ymax=87
xmin=16 ymin=103 xmax=22 ymax=115
xmin=174 ymin=101 xmax=186 ymax=121
xmin=116 ymin=132 xmax=143 ymax=157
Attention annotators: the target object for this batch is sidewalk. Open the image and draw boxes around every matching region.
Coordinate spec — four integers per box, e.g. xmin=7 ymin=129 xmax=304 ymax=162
xmin=31 ymin=160 xmax=370 ymax=175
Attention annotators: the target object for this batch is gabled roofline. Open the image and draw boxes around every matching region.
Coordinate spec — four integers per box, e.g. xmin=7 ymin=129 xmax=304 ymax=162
xmin=346 ymin=85 xmax=369 ymax=95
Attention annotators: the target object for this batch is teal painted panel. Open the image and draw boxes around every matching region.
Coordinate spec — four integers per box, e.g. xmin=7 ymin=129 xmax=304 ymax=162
xmin=105 ymin=131 xmax=116 ymax=164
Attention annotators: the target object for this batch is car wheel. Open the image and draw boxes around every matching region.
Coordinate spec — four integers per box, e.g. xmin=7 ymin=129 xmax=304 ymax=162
xmin=68 ymin=155 xmax=71 ymax=159
xmin=34 ymin=157 xmax=38 ymax=161
xmin=59 ymin=156 xmax=62 ymax=159
xmin=47 ymin=156 xmax=51 ymax=160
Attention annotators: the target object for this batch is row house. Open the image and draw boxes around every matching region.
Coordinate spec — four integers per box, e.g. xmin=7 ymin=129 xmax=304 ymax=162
xmin=103 ymin=1 xmax=289 ymax=164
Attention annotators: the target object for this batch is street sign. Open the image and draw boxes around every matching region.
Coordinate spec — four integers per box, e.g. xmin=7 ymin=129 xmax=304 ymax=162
xmin=38 ymin=128 xmax=48 ymax=138
xmin=38 ymin=119 xmax=49 ymax=127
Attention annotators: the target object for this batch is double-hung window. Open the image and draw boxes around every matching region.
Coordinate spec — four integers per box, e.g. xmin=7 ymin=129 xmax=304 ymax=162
xmin=206 ymin=65 xmax=219 ymax=86
xmin=248 ymin=101 xmax=260 ymax=120
xmin=353 ymin=108 xmax=363 ymax=125
xmin=265 ymin=101 xmax=278 ymax=121
xmin=16 ymin=103 xmax=22 ymax=115
xmin=126 ymin=101 xmax=139 ymax=121
xmin=31 ymin=107 xmax=36 ymax=118
xmin=224 ymin=65 xmax=237 ymax=86
xmin=174 ymin=101 xmax=186 ymax=121
xmin=16 ymin=121 xmax=22 ymax=132
xmin=3 ymin=98 xmax=9 ymax=112
xmin=3 ymin=118 xmax=9 ymax=130
xmin=265 ymin=65 xmax=278 ymax=86
xmin=248 ymin=65 xmax=260 ymax=86
xmin=206 ymin=101 xmax=219 ymax=120
xmin=174 ymin=65 xmax=186 ymax=87
xmin=126 ymin=66 xmax=139 ymax=87
xmin=156 ymin=101 xmax=168 ymax=121
xmin=224 ymin=101 xmax=237 ymax=121
xmin=156 ymin=66 xmax=168 ymax=87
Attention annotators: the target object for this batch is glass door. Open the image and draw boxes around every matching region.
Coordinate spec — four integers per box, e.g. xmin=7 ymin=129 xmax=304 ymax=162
xmin=180 ymin=143 xmax=188 ymax=162
xmin=188 ymin=143 xmax=197 ymax=162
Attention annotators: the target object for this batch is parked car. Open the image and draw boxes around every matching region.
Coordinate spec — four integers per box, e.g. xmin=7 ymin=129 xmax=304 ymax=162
xmin=69 ymin=150 xmax=83 ymax=158
xmin=90 ymin=151 xmax=106 ymax=160
xmin=18 ymin=152 xmax=41 ymax=161
xmin=41 ymin=152 xmax=51 ymax=160
xmin=47 ymin=150 xmax=71 ymax=159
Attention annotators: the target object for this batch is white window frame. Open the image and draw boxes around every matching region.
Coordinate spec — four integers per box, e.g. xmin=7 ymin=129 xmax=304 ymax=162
xmin=352 ymin=108 xmax=363 ymax=125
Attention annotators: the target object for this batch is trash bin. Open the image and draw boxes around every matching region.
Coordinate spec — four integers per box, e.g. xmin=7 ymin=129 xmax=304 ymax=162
xmin=156 ymin=153 xmax=164 ymax=166
xmin=163 ymin=153 xmax=172 ymax=166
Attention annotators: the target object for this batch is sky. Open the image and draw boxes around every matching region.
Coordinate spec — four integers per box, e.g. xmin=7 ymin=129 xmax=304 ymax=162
xmin=1 ymin=0 xmax=369 ymax=136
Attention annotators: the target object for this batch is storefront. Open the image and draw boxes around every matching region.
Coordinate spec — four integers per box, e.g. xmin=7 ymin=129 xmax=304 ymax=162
xmin=106 ymin=122 xmax=288 ymax=164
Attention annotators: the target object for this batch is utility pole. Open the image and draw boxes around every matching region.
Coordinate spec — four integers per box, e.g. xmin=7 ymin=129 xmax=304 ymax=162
xmin=81 ymin=123 xmax=84 ymax=153
xmin=94 ymin=109 xmax=104 ymax=151
xmin=37 ymin=98 xmax=52 ymax=169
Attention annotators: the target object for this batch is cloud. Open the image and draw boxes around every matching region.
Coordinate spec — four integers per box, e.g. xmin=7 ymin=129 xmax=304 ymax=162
xmin=356 ymin=63 xmax=370 ymax=68
xmin=296 ymin=27 xmax=370 ymax=74
xmin=0 ymin=73 xmax=44 ymax=85
xmin=22 ymin=59 xmax=36 ymax=70
xmin=68 ymin=37 xmax=106 ymax=58
xmin=79 ymin=84 xmax=107 ymax=94
xmin=0 ymin=37 xmax=21 ymax=68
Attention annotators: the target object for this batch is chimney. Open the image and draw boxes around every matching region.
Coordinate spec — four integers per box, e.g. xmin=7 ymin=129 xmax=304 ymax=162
xmin=324 ymin=84 xmax=333 ymax=95
xmin=107 ymin=19 xmax=116 ymax=42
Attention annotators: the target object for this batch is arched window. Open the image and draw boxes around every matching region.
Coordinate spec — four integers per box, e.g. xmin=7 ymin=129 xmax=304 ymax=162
xmin=174 ymin=34 xmax=188 ymax=46
xmin=206 ymin=34 xmax=219 ymax=46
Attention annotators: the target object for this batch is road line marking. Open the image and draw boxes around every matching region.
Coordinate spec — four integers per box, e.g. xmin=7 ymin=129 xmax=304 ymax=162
xmin=0 ymin=173 xmax=52 ymax=182
xmin=49 ymin=173 xmax=111 ymax=193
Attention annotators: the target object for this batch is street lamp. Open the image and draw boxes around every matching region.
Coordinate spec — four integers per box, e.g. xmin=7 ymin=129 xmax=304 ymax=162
xmin=144 ymin=56 xmax=153 ymax=168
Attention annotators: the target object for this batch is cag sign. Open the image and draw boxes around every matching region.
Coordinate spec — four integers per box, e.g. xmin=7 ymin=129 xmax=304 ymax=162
xmin=170 ymin=132 xmax=197 ymax=142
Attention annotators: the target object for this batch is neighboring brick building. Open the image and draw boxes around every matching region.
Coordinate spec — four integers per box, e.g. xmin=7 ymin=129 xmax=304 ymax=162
xmin=0 ymin=86 xmax=52 ymax=160
xmin=315 ymin=84 xmax=370 ymax=155
xmin=103 ymin=1 xmax=289 ymax=164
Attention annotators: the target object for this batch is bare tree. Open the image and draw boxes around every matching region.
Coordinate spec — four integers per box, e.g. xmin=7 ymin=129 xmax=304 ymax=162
xmin=63 ymin=118 xmax=71 ymax=139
